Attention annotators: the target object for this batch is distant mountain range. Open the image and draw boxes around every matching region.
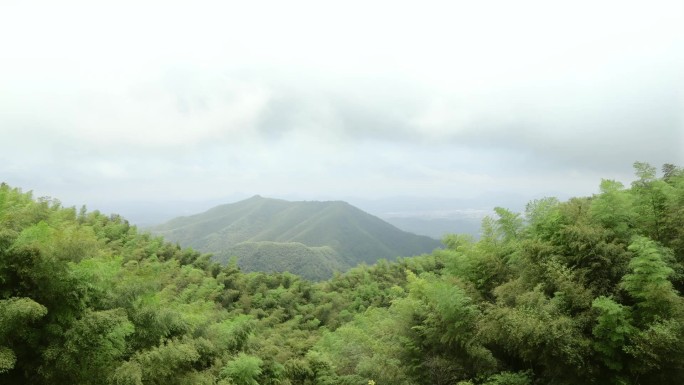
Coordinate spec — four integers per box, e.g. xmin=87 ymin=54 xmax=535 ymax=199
xmin=150 ymin=195 xmax=442 ymax=280
xmin=383 ymin=216 xmax=483 ymax=240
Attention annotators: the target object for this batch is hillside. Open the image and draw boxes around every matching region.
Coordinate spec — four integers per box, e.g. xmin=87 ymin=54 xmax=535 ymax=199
xmin=150 ymin=195 xmax=442 ymax=279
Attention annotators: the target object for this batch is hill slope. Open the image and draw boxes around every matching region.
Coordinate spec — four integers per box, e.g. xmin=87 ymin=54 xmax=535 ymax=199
xmin=151 ymin=195 xmax=442 ymax=279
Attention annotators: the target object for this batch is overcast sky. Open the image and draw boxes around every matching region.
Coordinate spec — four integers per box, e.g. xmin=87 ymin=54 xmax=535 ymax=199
xmin=1 ymin=0 xmax=683 ymax=219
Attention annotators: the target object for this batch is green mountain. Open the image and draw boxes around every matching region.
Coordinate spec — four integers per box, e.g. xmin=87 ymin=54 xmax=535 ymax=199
xmin=151 ymin=195 xmax=442 ymax=279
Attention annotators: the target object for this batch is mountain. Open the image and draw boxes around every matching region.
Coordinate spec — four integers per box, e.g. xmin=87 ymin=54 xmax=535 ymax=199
xmin=150 ymin=195 xmax=442 ymax=279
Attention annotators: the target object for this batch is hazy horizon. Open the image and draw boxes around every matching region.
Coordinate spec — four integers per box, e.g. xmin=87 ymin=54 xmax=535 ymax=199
xmin=2 ymin=1 xmax=682 ymax=225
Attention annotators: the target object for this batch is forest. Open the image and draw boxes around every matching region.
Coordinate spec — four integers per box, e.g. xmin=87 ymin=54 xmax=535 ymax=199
xmin=1 ymin=162 xmax=683 ymax=385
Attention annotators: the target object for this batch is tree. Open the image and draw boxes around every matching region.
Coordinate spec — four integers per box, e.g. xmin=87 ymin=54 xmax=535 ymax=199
xmin=591 ymin=296 xmax=635 ymax=372
xmin=0 ymin=297 xmax=47 ymax=374
xmin=589 ymin=179 xmax=636 ymax=240
xmin=50 ymin=309 xmax=134 ymax=384
xmin=631 ymin=162 xmax=674 ymax=242
xmin=620 ymin=236 xmax=679 ymax=323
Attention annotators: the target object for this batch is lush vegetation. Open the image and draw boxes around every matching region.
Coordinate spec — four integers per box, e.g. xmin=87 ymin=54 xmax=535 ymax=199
xmin=151 ymin=195 xmax=441 ymax=280
xmin=1 ymin=162 xmax=683 ymax=384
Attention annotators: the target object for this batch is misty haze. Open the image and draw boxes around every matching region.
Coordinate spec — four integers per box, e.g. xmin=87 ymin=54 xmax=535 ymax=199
xmin=1 ymin=1 xmax=683 ymax=384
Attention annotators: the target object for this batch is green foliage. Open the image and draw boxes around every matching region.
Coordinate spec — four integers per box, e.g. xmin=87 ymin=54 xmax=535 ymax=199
xmin=621 ymin=236 xmax=679 ymax=322
xmin=0 ymin=297 xmax=47 ymax=375
xmin=0 ymin=297 xmax=48 ymax=337
xmin=221 ymin=353 xmax=263 ymax=385
xmin=407 ymin=273 xmax=479 ymax=347
xmin=396 ymin=272 xmax=496 ymax=384
xmin=493 ymin=207 xmax=524 ymax=242
xmin=590 ymin=179 xmax=636 ymax=239
xmin=223 ymin=241 xmax=344 ymax=281
xmin=313 ymin=307 xmax=412 ymax=385
xmin=111 ymin=361 xmax=143 ymax=385
xmin=480 ymin=287 xmax=591 ymax=379
xmin=48 ymin=309 xmax=134 ymax=383
xmin=135 ymin=339 xmax=201 ymax=383
xmin=1 ymin=162 xmax=684 ymax=384
xmin=206 ymin=314 xmax=255 ymax=352
xmin=591 ymin=296 xmax=635 ymax=371
xmin=631 ymin=161 xmax=676 ymax=243
xmin=482 ymin=371 xmax=532 ymax=385
xmin=0 ymin=346 xmax=15 ymax=374
xmin=624 ymin=317 xmax=684 ymax=378
xmin=524 ymin=197 xmax=562 ymax=240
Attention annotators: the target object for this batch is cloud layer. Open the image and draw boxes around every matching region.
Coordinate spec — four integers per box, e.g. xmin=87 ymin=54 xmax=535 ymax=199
xmin=1 ymin=0 xmax=682 ymax=212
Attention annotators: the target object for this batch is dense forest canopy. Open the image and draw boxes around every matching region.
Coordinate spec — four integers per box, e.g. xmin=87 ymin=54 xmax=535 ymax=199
xmin=1 ymin=162 xmax=683 ymax=385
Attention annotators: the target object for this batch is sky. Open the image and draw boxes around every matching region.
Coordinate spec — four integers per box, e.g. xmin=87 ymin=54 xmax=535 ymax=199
xmin=1 ymin=0 xmax=683 ymax=223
